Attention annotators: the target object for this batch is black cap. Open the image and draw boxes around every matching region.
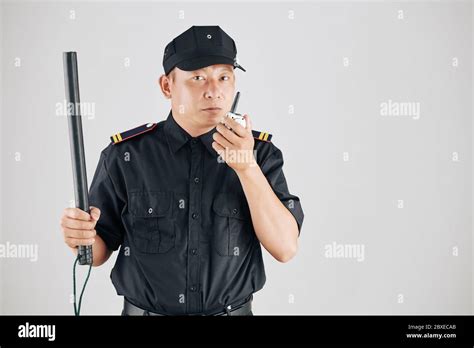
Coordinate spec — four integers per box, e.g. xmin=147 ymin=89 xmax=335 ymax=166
xmin=163 ymin=26 xmax=246 ymax=76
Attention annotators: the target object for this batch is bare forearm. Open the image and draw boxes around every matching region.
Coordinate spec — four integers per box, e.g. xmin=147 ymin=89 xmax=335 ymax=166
xmin=211 ymin=114 xmax=299 ymax=262
xmin=236 ymin=165 xmax=299 ymax=262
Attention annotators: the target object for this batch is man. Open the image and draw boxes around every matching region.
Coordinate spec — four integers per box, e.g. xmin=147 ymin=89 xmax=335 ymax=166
xmin=60 ymin=26 xmax=304 ymax=316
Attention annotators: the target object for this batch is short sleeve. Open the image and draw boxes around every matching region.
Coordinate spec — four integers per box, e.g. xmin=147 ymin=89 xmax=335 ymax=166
xmin=88 ymin=150 xmax=125 ymax=251
xmin=260 ymin=147 xmax=304 ymax=236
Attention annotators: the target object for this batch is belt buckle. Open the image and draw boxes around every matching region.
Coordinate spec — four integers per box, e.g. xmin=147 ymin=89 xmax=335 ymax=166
xmin=224 ymin=304 xmax=233 ymax=316
xmin=225 ymin=295 xmax=252 ymax=316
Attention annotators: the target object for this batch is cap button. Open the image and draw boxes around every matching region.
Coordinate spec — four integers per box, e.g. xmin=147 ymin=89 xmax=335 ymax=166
xmin=207 ymin=34 xmax=212 ymax=39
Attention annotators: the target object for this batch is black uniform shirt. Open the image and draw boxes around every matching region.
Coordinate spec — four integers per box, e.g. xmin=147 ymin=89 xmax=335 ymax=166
xmin=88 ymin=110 xmax=304 ymax=315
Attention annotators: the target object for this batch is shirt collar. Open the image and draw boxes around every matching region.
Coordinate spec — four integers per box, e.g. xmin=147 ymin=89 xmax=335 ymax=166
xmin=164 ymin=109 xmax=219 ymax=157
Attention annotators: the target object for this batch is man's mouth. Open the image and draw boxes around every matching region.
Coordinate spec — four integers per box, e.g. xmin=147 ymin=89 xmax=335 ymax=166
xmin=202 ymin=107 xmax=222 ymax=111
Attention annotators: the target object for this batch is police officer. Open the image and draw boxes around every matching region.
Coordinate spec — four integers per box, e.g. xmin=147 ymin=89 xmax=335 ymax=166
xmin=60 ymin=26 xmax=304 ymax=316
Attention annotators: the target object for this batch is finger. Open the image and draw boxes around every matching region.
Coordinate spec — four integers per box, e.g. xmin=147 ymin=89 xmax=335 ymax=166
xmin=65 ymin=237 xmax=96 ymax=248
xmin=243 ymin=114 xmax=252 ymax=133
xmin=216 ymin=123 xmax=239 ymax=144
xmin=64 ymin=207 xmax=92 ymax=221
xmin=63 ymin=227 xmax=96 ymax=239
xmin=211 ymin=141 xmax=226 ymax=157
xmin=61 ymin=217 xmax=96 ymax=231
xmin=90 ymin=206 xmax=101 ymax=221
xmin=223 ymin=115 xmax=247 ymax=137
xmin=212 ymin=132 xmax=233 ymax=149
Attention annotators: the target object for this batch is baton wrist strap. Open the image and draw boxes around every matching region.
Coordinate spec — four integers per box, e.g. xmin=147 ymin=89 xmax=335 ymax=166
xmin=73 ymin=254 xmax=92 ymax=316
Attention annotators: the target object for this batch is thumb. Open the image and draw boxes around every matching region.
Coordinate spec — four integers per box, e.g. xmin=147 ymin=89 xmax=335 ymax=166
xmin=90 ymin=206 xmax=101 ymax=221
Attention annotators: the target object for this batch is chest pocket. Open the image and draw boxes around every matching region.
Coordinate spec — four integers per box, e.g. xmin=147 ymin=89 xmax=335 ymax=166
xmin=129 ymin=191 xmax=175 ymax=254
xmin=212 ymin=193 xmax=254 ymax=257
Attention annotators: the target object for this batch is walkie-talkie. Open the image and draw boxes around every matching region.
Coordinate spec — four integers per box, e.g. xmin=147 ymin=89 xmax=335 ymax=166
xmin=226 ymin=91 xmax=246 ymax=128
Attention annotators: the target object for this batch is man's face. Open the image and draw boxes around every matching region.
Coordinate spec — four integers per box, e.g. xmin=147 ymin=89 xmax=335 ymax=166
xmin=165 ymin=64 xmax=236 ymax=128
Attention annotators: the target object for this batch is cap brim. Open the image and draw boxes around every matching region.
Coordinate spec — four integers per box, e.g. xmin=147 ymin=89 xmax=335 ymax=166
xmin=176 ymin=55 xmax=246 ymax=72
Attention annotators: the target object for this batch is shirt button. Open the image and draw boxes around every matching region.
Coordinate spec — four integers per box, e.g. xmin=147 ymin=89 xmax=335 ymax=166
xmin=191 ymin=138 xmax=197 ymax=145
xmin=192 ymin=213 xmax=199 ymax=219
xmin=191 ymin=248 xmax=198 ymax=255
xmin=232 ymin=208 xmax=238 ymax=215
xmin=190 ymin=285 xmax=197 ymax=292
xmin=194 ymin=177 xmax=200 ymax=184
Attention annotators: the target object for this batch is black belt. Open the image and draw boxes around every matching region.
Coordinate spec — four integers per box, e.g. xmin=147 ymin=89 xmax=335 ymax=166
xmin=122 ymin=294 xmax=253 ymax=316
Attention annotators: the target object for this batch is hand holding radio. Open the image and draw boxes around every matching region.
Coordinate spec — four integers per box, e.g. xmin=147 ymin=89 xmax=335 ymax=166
xmin=212 ymin=91 xmax=256 ymax=172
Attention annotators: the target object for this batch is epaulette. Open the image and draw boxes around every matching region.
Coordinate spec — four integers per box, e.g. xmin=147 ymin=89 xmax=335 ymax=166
xmin=252 ymin=130 xmax=272 ymax=142
xmin=110 ymin=123 xmax=157 ymax=145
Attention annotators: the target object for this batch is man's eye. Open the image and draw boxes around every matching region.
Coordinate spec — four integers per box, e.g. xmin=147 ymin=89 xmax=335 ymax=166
xmin=221 ymin=76 xmax=230 ymax=81
xmin=193 ymin=76 xmax=204 ymax=81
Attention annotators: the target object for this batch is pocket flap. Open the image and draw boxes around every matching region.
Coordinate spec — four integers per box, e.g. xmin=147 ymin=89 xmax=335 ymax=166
xmin=212 ymin=193 xmax=250 ymax=221
xmin=129 ymin=191 xmax=172 ymax=217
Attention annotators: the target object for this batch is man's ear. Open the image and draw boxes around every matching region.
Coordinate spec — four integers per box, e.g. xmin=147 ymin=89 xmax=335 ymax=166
xmin=159 ymin=74 xmax=172 ymax=99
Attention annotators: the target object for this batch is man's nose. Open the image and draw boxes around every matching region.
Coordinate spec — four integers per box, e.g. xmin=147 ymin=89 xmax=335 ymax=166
xmin=204 ymin=79 xmax=222 ymax=99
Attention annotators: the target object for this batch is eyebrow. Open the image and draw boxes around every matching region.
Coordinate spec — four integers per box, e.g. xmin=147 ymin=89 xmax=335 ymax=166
xmin=218 ymin=66 xmax=233 ymax=72
xmin=193 ymin=67 xmax=233 ymax=74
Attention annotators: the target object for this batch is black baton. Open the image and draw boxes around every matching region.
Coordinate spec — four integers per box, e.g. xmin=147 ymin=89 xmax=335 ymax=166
xmin=63 ymin=52 xmax=93 ymax=266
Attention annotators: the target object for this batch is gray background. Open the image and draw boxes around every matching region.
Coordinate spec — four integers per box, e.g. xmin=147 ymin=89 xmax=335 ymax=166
xmin=0 ymin=0 xmax=472 ymax=314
